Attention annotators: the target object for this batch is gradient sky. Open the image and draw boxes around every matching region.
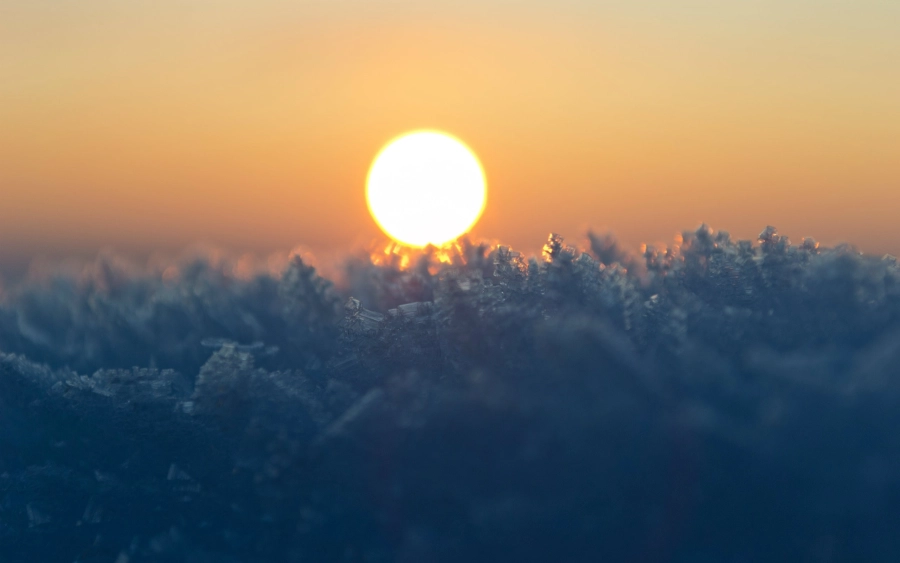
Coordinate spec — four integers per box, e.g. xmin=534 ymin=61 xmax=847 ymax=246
xmin=2 ymin=0 xmax=899 ymax=269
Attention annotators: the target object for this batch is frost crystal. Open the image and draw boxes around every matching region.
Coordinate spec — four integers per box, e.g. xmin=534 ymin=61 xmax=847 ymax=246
xmin=1 ymin=226 xmax=900 ymax=561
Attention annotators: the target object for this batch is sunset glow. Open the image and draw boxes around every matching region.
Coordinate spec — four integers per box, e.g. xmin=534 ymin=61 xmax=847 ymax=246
xmin=1 ymin=0 xmax=899 ymax=266
xmin=366 ymin=131 xmax=486 ymax=248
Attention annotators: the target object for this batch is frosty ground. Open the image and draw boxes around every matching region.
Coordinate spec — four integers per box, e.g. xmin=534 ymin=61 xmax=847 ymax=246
xmin=1 ymin=225 xmax=899 ymax=562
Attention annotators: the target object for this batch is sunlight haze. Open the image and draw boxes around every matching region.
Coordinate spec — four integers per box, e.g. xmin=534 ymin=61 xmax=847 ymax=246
xmin=1 ymin=0 xmax=898 ymax=268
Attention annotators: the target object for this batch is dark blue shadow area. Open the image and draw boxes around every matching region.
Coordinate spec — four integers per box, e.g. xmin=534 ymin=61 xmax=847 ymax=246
xmin=1 ymin=226 xmax=899 ymax=562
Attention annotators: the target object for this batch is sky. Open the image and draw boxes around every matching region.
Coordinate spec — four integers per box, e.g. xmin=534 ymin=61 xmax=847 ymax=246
xmin=1 ymin=0 xmax=898 ymax=271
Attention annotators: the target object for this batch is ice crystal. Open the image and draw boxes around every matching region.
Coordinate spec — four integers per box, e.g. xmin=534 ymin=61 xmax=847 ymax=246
xmin=1 ymin=226 xmax=900 ymax=561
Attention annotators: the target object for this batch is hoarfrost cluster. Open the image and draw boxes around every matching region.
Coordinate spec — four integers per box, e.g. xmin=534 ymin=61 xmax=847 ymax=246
xmin=2 ymin=225 xmax=900 ymax=562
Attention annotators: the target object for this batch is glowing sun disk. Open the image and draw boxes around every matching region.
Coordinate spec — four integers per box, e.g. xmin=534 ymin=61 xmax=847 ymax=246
xmin=366 ymin=130 xmax=487 ymax=247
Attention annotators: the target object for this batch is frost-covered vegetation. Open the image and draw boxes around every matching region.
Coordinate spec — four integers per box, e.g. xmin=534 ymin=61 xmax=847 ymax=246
xmin=2 ymin=225 xmax=900 ymax=562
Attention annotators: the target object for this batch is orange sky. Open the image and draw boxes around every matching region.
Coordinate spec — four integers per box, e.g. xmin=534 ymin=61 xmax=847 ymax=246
xmin=1 ymin=0 xmax=899 ymax=269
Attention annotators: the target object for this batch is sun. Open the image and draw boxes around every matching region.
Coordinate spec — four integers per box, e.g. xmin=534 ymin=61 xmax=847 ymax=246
xmin=366 ymin=130 xmax=487 ymax=248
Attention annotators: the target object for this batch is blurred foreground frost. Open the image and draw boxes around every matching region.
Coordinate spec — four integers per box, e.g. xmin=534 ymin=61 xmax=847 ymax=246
xmin=2 ymin=226 xmax=900 ymax=562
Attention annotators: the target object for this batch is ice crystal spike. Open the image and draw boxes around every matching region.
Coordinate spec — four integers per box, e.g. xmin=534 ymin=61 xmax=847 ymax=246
xmin=542 ymin=233 xmax=565 ymax=261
